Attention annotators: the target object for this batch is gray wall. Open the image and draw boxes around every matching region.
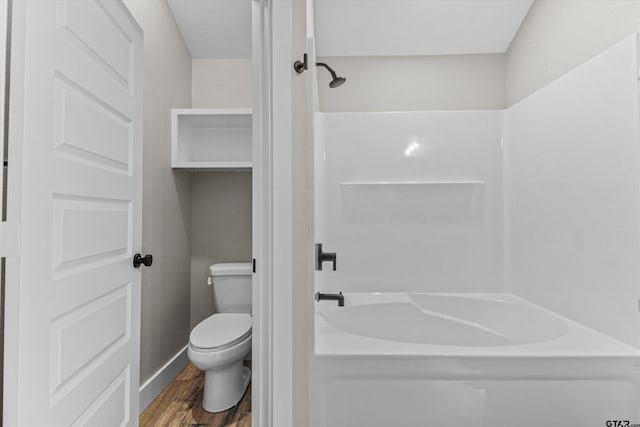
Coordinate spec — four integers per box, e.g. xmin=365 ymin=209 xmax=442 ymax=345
xmin=126 ymin=0 xmax=255 ymax=385
xmin=189 ymin=59 xmax=253 ymax=328
xmin=124 ymin=0 xmax=193 ymax=384
xmin=317 ymin=54 xmax=506 ymax=111
xmin=190 ymin=172 xmax=252 ymax=328
xmin=192 ymin=59 xmax=252 ymax=109
xmin=506 ymin=0 xmax=640 ymax=105
xmin=318 ymin=1 xmax=640 ymax=111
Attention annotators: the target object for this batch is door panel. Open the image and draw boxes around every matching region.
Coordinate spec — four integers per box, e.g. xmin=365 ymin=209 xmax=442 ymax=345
xmin=5 ymin=0 xmax=142 ymax=425
xmin=54 ymin=75 xmax=133 ymax=173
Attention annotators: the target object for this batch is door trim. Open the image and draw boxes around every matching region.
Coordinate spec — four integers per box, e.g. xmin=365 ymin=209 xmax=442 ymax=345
xmin=252 ymin=0 xmax=294 ymax=425
xmin=271 ymin=1 xmax=293 ymax=425
xmin=3 ymin=1 xmax=26 ymax=423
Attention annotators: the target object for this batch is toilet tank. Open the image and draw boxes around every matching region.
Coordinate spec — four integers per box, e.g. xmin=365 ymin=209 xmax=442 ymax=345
xmin=209 ymin=262 xmax=252 ymax=314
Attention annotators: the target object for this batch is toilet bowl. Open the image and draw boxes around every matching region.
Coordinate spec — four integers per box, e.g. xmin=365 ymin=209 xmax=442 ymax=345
xmin=188 ymin=313 xmax=252 ymax=412
xmin=187 ymin=263 xmax=252 ymax=412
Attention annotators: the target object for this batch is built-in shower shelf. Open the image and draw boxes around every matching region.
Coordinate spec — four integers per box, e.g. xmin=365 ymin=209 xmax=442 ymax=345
xmin=341 ymin=181 xmax=484 ymax=186
xmin=340 ymin=180 xmax=485 ymax=221
xmin=171 ymin=108 xmax=252 ymax=170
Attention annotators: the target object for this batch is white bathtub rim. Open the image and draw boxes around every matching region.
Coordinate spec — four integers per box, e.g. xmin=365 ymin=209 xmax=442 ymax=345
xmin=319 ymin=292 xmax=560 ymax=348
xmin=315 ymin=292 xmax=640 ymax=357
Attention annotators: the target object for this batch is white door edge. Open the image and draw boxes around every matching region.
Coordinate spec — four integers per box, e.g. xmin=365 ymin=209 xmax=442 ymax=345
xmin=4 ymin=1 xmax=27 ymax=424
xmin=251 ymin=0 xmax=271 ymax=425
xmin=272 ymin=0 xmax=293 ymax=426
xmin=252 ymin=0 xmax=295 ymax=426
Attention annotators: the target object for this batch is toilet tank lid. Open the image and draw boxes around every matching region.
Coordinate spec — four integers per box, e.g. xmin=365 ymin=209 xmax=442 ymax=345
xmin=209 ymin=262 xmax=252 ymax=277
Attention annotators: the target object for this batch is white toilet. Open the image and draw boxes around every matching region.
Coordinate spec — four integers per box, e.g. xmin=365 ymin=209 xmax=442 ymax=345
xmin=188 ymin=262 xmax=252 ymax=413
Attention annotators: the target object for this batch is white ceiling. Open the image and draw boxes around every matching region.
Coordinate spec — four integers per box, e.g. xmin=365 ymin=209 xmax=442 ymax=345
xmin=167 ymin=0 xmax=252 ymax=59
xmin=314 ymin=0 xmax=534 ymax=57
xmin=167 ymin=0 xmax=533 ymax=59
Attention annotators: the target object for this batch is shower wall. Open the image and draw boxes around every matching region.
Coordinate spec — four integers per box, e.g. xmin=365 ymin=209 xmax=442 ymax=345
xmin=314 ymin=35 xmax=640 ymax=348
xmin=315 ymin=111 xmax=504 ymax=293
xmin=505 ymin=34 xmax=640 ymax=348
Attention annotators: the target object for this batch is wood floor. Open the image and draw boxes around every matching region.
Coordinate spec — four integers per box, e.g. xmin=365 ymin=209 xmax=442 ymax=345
xmin=140 ymin=362 xmax=251 ymax=427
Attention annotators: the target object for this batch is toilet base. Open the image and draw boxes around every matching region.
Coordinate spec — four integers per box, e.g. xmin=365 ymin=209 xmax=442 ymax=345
xmin=203 ymin=362 xmax=251 ymax=413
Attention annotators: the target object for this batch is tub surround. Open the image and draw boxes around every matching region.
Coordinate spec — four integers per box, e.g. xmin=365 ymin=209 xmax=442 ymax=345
xmin=505 ymin=34 xmax=640 ymax=348
xmin=311 ymin=34 xmax=640 ymax=427
xmin=315 ymin=34 xmax=640 ymax=348
xmin=315 ymin=111 xmax=504 ymax=294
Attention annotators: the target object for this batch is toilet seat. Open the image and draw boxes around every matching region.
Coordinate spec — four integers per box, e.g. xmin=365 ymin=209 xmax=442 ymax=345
xmin=190 ymin=313 xmax=252 ymax=352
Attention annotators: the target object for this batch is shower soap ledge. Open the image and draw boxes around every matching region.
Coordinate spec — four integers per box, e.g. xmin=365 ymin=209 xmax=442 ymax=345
xmin=340 ymin=181 xmax=485 ymax=221
xmin=341 ymin=181 xmax=484 ymax=186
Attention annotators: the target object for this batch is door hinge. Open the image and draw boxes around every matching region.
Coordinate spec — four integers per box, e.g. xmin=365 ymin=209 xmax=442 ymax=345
xmin=0 ymin=221 xmax=20 ymax=257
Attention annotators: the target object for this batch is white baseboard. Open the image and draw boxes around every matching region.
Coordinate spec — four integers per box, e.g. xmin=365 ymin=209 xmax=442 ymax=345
xmin=139 ymin=344 xmax=189 ymax=414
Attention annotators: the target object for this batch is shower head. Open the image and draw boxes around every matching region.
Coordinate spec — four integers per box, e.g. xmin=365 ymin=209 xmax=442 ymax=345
xmin=316 ymin=62 xmax=346 ymax=88
xmin=329 ymin=76 xmax=346 ymax=88
xmin=294 ymin=55 xmax=346 ymax=89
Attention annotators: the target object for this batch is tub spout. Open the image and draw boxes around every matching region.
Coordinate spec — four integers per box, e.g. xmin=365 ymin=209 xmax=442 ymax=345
xmin=315 ymin=291 xmax=344 ymax=307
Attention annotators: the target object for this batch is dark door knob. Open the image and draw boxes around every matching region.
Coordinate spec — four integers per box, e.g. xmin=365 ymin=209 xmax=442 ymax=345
xmin=133 ymin=253 xmax=153 ymax=268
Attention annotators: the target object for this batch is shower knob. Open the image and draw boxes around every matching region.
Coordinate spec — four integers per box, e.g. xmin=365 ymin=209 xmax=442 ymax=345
xmin=315 ymin=243 xmax=337 ymax=271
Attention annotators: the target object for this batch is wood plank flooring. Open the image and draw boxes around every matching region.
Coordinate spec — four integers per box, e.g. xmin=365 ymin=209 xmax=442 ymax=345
xmin=140 ymin=362 xmax=251 ymax=427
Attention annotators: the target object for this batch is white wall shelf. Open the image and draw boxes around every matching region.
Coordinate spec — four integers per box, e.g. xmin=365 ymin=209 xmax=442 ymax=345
xmin=171 ymin=108 xmax=252 ymax=170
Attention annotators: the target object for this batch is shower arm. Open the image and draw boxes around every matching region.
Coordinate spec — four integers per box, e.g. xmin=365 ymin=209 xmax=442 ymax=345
xmin=293 ymin=53 xmax=347 ymax=88
xmin=315 ymin=62 xmax=339 ymax=80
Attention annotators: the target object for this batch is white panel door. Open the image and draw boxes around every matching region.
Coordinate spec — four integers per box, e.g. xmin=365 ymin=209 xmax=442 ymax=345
xmin=4 ymin=0 xmax=143 ymax=425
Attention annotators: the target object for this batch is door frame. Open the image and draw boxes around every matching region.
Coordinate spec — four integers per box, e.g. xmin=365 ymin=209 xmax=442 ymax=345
xmin=252 ymin=0 xmax=294 ymax=426
xmin=0 ymin=0 xmax=7 ymax=419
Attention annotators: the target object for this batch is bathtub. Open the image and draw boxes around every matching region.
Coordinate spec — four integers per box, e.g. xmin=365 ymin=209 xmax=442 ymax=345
xmin=311 ymin=293 xmax=640 ymax=427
